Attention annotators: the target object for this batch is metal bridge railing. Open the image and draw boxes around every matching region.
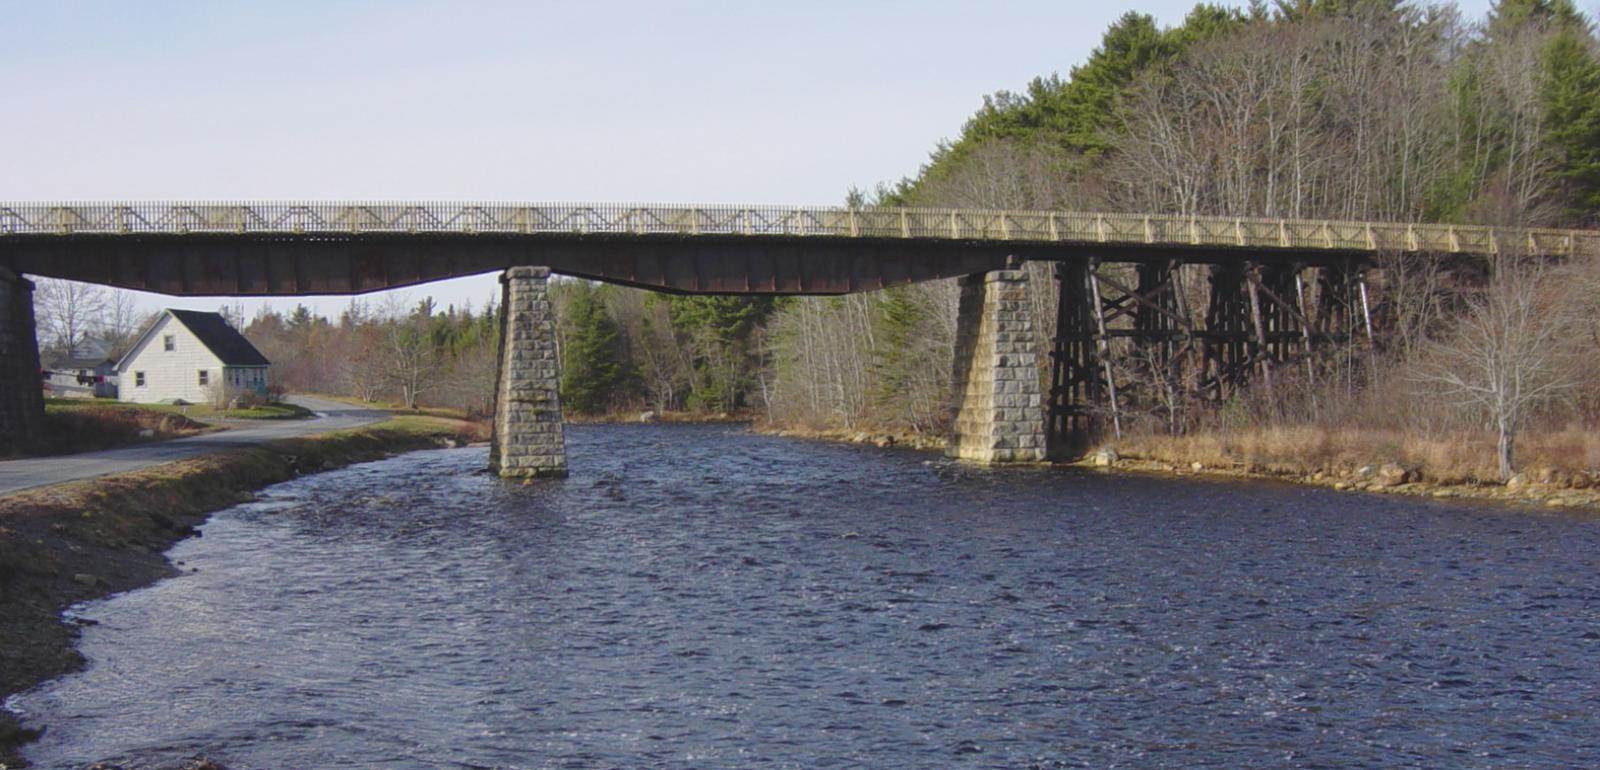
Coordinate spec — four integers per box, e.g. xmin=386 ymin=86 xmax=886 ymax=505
xmin=0 ymin=202 xmax=1594 ymax=257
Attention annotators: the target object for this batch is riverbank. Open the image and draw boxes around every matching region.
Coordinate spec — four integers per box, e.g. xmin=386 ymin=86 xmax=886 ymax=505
xmin=567 ymin=409 xmax=753 ymax=426
xmin=1100 ymin=427 xmax=1600 ymax=512
xmin=757 ymin=422 xmax=1600 ymax=511
xmin=0 ymin=415 xmax=482 ymax=767
xmin=758 ymin=422 xmax=947 ymax=451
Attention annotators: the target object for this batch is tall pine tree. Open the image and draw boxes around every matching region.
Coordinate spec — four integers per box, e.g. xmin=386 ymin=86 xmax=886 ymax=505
xmin=560 ymin=283 xmax=628 ymax=414
xmin=667 ymin=295 xmax=776 ymax=411
xmin=1542 ymin=27 xmax=1600 ymax=220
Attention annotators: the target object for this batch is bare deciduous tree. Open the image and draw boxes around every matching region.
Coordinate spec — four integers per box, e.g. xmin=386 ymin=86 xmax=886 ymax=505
xmin=33 ymin=278 xmax=107 ymax=356
xmin=377 ymin=297 xmax=444 ymax=410
xmin=598 ymin=287 xmax=687 ymax=413
xmin=100 ymin=289 xmax=147 ymax=356
xmin=443 ymin=339 xmax=499 ymax=417
xmin=1413 ymin=260 xmax=1580 ymax=479
xmin=338 ymin=323 xmax=391 ymax=404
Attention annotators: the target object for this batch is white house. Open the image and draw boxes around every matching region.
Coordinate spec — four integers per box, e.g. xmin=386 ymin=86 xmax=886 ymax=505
xmin=116 ymin=309 xmax=270 ymax=404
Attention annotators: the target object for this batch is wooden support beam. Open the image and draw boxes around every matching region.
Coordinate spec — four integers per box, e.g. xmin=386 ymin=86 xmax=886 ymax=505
xmin=1245 ymin=264 xmax=1274 ymax=396
xmin=1086 ymin=260 xmax=1122 ymax=441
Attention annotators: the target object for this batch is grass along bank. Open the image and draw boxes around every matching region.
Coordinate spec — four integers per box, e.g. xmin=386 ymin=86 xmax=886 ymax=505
xmin=173 ymin=401 xmax=314 ymax=421
xmin=0 ymin=415 xmax=483 ymax=767
xmin=19 ymin=400 xmax=218 ymax=458
xmin=48 ymin=397 xmax=314 ymax=423
xmin=9 ymin=399 xmax=318 ymax=460
xmin=296 ymin=393 xmax=487 ymax=421
xmin=1090 ymin=426 xmax=1600 ymax=511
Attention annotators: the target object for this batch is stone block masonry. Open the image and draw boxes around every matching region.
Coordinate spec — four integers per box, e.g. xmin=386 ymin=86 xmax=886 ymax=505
xmin=490 ymin=267 xmax=568 ymax=478
xmin=0 ymin=267 xmax=44 ymax=455
xmin=946 ymin=269 xmax=1046 ymax=464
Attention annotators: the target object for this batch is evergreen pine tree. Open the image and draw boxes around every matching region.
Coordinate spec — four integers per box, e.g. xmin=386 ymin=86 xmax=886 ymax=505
xmin=560 ymin=283 xmax=627 ymax=414
xmin=1541 ymin=27 xmax=1600 ymax=219
xmin=1486 ymin=0 xmax=1585 ymax=38
xmin=871 ymin=287 xmax=926 ymax=406
xmin=896 ymin=6 xmax=1245 ymax=203
xmin=667 ymin=295 xmax=775 ymax=411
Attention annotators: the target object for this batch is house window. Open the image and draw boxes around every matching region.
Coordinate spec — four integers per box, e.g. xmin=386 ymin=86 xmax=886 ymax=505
xmin=135 ymin=372 xmax=146 ymax=387
xmin=163 ymin=335 xmax=175 ymax=352
xmin=198 ymin=370 xmax=209 ymax=386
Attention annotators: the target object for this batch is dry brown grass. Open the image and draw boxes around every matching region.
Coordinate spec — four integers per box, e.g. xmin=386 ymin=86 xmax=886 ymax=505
xmin=1114 ymin=424 xmax=1600 ymax=486
xmin=13 ymin=402 xmax=215 ymax=458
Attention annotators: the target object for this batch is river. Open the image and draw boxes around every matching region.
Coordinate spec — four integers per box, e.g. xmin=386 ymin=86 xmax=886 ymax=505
xmin=10 ymin=424 xmax=1600 ymax=768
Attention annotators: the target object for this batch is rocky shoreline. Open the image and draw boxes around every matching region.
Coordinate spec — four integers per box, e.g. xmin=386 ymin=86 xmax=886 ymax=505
xmin=758 ymin=424 xmax=948 ymax=451
xmin=0 ymin=417 xmax=479 ymax=769
xmin=566 ymin=409 xmax=753 ymax=426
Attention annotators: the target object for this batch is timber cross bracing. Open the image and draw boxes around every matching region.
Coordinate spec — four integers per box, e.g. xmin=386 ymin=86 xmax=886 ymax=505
xmin=1 ymin=202 xmax=1596 ymax=296
xmin=1044 ymin=258 xmax=1379 ymax=456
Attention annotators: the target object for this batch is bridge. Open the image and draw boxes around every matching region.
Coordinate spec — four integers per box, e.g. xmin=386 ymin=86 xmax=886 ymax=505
xmin=3 ymin=201 xmax=1596 ymax=476
xmin=2 ymin=202 xmax=1594 ymax=295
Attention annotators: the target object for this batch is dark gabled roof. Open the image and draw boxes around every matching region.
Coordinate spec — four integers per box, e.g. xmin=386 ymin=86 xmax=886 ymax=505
xmin=166 ymin=309 xmax=271 ymax=366
xmin=48 ymin=355 xmax=115 ymax=371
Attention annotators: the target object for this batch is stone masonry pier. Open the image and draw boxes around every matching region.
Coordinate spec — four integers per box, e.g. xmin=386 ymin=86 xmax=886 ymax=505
xmin=0 ymin=267 xmax=43 ymax=455
xmin=946 ymin=269 xmax=1046 ymax=464
xmin=489 ymin=267 xmax=568 ymax=478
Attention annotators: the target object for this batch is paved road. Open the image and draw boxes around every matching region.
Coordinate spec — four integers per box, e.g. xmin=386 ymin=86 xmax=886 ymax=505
xmin=0 ymin=395 xmax=388 ymax=497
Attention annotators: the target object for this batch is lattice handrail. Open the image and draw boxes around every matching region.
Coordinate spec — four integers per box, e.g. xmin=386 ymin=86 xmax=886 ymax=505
xmin=0 ymin=202 xmax=1594 ymax=257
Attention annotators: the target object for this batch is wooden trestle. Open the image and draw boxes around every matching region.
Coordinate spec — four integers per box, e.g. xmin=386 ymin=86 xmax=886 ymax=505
xmin=1046 ymin=259 xmax=1373 ymax=458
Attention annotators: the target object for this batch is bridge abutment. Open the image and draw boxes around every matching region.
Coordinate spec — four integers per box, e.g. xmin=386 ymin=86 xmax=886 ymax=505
xmin=946 ymin=269 xmax=1046 ymax=464
xmin=489 ymin=267 xmax=568 ymax=479
xmin=0 ymin=267 xmax=44 ymax=455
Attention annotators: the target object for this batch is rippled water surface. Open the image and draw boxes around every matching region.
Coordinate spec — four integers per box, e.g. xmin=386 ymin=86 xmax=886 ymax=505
xmin=13 ymin=425 xmax=1600 ymax=768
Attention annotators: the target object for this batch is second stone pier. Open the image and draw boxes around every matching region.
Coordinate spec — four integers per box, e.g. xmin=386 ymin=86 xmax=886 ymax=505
xmin=490 ymin=267 xmax=568 ymax=478
xmin=946 ymin=268 xmax=1046 ymax=464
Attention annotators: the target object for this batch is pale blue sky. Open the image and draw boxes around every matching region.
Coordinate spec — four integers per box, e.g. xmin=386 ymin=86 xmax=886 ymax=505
xmin=2 ymin=0 xmax=1499 ymax=318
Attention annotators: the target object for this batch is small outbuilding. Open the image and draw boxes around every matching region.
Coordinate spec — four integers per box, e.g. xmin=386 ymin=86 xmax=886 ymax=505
xmin=43 ymin=352 xmax=119 ymax=399
xmin=116 ymin=309 xmax=270 ymax=404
